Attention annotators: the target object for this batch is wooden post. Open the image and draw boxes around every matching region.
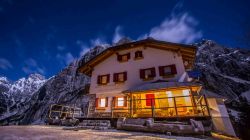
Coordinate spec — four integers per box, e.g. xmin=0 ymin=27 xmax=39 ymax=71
xmin=173 ymin=97 xmax=178 ymax=117
xmin=151 ymin=98 xmax=155 ymax=118
xmin=191 ymin=94 xmax=197 ymax=115
xmin=204 ymin=95 xmax=210 ymax=116
xmin=111 ymin=98 xmax=114 ymax=118
xmin=130 ymin=95 xmax=132 ymax=118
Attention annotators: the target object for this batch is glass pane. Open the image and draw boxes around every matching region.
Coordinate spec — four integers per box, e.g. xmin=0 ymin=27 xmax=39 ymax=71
xmin=117 ymin=97 xmax=124 ymax=106
xmin=164 ymin=66 xmax=171 ymax=74
xmin=145 ymin=69 xmax=151 ymax=77
xmin=101 ymin=76 xmax=107 ymax=84
xmin=118 ymin=73 xmax=124 ymax=81
xmin=122 ymin=55 xmax=127 ymax=61
xmin=100 ymin=98 xmax=106 ymax=107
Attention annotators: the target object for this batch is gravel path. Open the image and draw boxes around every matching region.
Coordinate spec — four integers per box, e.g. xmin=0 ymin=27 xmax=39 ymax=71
xmin=0 ymin=125 xmax=209 ymax=140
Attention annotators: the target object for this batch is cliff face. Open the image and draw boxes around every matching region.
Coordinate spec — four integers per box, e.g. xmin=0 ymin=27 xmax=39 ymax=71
xmin=195 ymin=40 xmax=250 ymax=100
xmin=0 ymin=39 xmax=249 ymax=125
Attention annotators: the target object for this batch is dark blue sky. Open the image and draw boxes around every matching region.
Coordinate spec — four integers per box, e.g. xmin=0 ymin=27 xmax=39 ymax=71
xmin=0 ymin=0 xmax=249 ymax=80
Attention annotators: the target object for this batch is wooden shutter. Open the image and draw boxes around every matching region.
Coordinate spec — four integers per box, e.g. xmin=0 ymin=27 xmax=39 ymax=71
xmin=124 ymin=72 xmax=127 ymax=81
xmin=171 ymin=64 xmax=177 ymax=74
xmin=139 ymin=51 xmax=143 ymax=57
xmin=112 ymin=97 xmax=115 ymax=108
xmin=97 ymin=76 xmax=101 ymax=84
xmin=127 ymin=53 xmax=130 ymax=59
xmin=151 ymin=68 xmax=156 ymax=77
xmin=159 ymin=66 xmax=164 ymax=76
xmin=113 ymin=97 xmax=117 ymax=107
xmin=123 ymin=96 xmax=127 ymax=107
xmin=140 ymin=69 xmax=145 ymax=79
xmin=117 ymin=54 xmax=122 ymax=61
xmin=95 ymin=98 xmax=99 ymax=107
xmin=107 ymin=74 xmax=110 ymax=83
xmin=105 ymin=97 xmax=109 ymax=107
xmin=135 ymin=51 xmax=138 ymax=58
xmin=113 ymin=73 xmax=117 ymax=82
xmin=146 ymin=94 xmax=155 ymax=106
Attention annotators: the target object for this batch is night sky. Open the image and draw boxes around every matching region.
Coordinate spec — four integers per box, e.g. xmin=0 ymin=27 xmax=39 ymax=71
xmin=0 ymin=0 xmax=249 ymax=80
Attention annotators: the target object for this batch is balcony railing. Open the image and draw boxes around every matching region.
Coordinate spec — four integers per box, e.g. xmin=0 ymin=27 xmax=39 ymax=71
xmin=111 ymin=95 xmax=210 ymax=118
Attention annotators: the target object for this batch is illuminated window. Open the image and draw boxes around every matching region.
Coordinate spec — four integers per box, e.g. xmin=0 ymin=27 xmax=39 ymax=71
xmin=140 ymin=68 xmax=156 ymax=80
xmin=135 ymin=51 xmax=143 ymax=59
xmin=117 ymin=53 xmax=130 ymax=62
xmin=145 ymin=69 xmax=152 ymax=78
xmin=117 ymin=97 xmax=124 ymax=107
xmin=100 ymin=98 xmax=106 ymax=107
xmin=97 ymin=74 xmax=110 ymax=85
xmin=113 ymin=72 xmax=127 ymax=82
xmin=101 ymin=76 xmax=107 ymax=84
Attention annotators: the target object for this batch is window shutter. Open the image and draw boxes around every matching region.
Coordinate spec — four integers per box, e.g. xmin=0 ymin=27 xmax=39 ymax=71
xmin=124 ymin=72 xmax=127 ymax=81
xmin=97 ymin=76 xmax=101 ymax=84
xmin=95 ymin=98 xmax=99 ymax=107
xmin=159 ymin=66 xmax=164 ymax=76
xmin=123 ymin=96 xmax=127 ymax=107
xmin=127 ymin=53 xmax=130 ymax=59
xmin=135 ymin=51 xmax=138 ymax=58
xmin=112 ymin=97 xmax=116 ymax=108
xmin=140 ymin=69 xmax=145 ymax=79
xmin=105 ymin=97 xmax=109 ymax=107
xmin=113 ymin=97 xmax=117 ymax=107
xmin=171 ymin=64 xmax=177 ymax=74
xmin=107 ymin=74 xmax=110 ymax=83
xmin=117 ymin=55 xmax=122 ymax=61
xmin=151 ymin=68 xmax=156 ymax=77
xmin=139 ymin=51 xmax=143 ymax=57
xmin=113 ymin=73 xmax=117 ymax=82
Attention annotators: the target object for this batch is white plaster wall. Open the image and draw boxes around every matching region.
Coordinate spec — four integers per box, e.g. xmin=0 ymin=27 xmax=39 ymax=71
xmin=89 ymin=46 xmax=186 ymax=97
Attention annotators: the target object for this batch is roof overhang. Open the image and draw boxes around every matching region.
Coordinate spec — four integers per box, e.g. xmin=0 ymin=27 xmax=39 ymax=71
xmin=122 ymin=82 xmax=202 ymax=94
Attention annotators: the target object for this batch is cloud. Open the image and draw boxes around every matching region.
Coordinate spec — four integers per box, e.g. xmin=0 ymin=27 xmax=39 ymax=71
xmin=90 ymin=37 xmax=107 ymax=46
xmin=65 ymin=53 xmax=75 ymax=65
xmin=112 ymin=26 xmax=124 ymax=44
xmin=141 ymin=13 xmax=202 ymax=44
xmin=57 ymin=45 xmax=65 ymax=51
xmin=56 ymin=52 xmax=76 ymax=65
xmin=22 ymin=58 xmax=46 ymax=75
xmin=0 ymin=58 xmax=13 ymax=70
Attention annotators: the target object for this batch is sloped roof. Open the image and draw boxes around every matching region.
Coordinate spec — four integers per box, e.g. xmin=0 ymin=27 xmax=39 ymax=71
xmin=123 ymin=81 xmax=201 ymax=93
xmin=200 ymin=89 xmax=227 ymax=99
xmin=78 ymin=38 xmax=197 ymax=76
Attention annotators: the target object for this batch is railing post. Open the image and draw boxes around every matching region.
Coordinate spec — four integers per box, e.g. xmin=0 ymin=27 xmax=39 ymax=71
xmin=130 ymin=98 xmax=132 ymax=118
xmin=191 ymin=94 xmax=197 ymax=115
xmin=151 ymin=98 xmax=155 ymax=118
xmin=173 ymin=97 xmax=178 ymax=117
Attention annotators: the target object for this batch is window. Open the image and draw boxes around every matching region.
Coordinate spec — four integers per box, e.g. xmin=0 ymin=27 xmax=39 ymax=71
xmin=159 ymin=64 xmax=177 ymax=77
xmin=95 ymin=97 xmax=108 ymax=108
xmin=117 ymin=53 xmax=130 ymax=62
xmin=113 ymin=72 xmax=127 ymax=83
xmin=97 ymin=74 xmax=110 ymax=85
xmin=100 ymin=98 xmax=106 ymax=107
xmin=140 ymin=67 xmax=156 ymax=80
xmin=117 ymin=97 xmax=124 ymax=107
xmin=114 ymin=96 xmax=127 ymax=107
xmin=135 ymin=51 xmax=143 ymax=59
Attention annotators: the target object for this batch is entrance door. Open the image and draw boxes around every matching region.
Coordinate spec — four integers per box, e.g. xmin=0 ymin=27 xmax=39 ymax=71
xmin=146 ymin=94 xmax=155 ymax=106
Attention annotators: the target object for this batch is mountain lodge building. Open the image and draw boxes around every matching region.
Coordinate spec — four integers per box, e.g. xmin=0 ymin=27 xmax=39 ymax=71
xmin=78 ymin=38 xmax=236 ymax=136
